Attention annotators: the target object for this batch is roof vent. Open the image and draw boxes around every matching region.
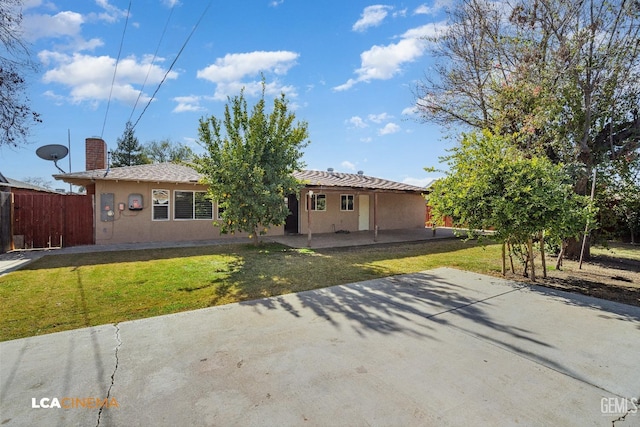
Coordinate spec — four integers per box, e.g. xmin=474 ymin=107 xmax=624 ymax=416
xmin=327 ymin=168 xmax=334 ymax=174
xmin=357 ymin=170 xmax=364 ymax=175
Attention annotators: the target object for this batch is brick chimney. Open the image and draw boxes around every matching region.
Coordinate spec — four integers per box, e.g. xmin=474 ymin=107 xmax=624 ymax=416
xmin=85 ymin=137 xmax=107 ymax=170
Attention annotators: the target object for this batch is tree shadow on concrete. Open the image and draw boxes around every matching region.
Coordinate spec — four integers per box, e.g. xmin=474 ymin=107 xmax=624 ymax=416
xmin=240 ymin=264 xmax=640 ymax=388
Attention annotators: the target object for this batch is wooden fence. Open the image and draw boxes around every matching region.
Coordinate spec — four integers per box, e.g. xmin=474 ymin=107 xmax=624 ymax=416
xmin=12 ymin=193 xmax=94 ymax=249
xmin=425 ymin=205 xmax=453 ymax=228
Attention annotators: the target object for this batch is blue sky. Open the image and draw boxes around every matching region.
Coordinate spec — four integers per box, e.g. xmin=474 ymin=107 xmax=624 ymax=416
xmin=1 ymin=0 xmax=454 ymax=190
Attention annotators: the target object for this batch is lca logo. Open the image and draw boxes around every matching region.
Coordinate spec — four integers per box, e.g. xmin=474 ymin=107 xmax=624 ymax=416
xmin=31 ymin=397 xmax=119 ymax=409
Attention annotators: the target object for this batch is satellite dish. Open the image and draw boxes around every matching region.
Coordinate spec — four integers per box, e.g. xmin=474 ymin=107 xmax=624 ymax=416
xmin=36 ymin=144 xmax=69 ymax=173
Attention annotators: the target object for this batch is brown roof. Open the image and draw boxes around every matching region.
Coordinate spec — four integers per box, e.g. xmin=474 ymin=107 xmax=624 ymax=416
xmin=292 ymin=170 xmax=424 ymax=193
xmin=54 ymin=163 xmax=424 ymax=193
xmin=53 ymin=163 xmax=202 ymax=186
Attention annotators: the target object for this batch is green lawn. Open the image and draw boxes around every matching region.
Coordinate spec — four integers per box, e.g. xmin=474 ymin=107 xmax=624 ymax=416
xmin=591 ymin=241 xmax=640 ymax=261
xmin=0 ymin=239 xmax=503 ymax=341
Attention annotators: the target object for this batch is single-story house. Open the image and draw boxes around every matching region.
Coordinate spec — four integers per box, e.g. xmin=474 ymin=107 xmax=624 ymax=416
xmin=52 ymin=138 xmax=426 ymax=245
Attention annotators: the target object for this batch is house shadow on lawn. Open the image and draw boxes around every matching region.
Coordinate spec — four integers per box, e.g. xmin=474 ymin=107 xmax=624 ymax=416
xmin=16 ymin=244 xmax=254 ymax=271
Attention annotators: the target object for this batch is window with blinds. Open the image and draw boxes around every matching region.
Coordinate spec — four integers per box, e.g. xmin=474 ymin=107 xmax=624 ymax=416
xmin=174 ymin=191 xmax=212 ymax=220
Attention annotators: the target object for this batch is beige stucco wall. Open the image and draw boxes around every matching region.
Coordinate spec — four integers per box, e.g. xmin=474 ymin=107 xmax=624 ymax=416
xmin=375 ymin=192 xmax=426 ymax=229
xmin=94 ymin=181 xmax=283 ymax=245
xmin=298 ymin=189 xmax=425 ymax=234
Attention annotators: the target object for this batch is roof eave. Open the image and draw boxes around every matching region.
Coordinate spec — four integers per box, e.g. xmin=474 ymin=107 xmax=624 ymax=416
xmin=302 ymin=184 xmax=424 ymax=194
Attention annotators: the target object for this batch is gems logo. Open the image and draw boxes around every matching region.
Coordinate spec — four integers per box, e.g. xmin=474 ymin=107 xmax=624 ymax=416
xmin=601 ymin=397 xmax=638 ymax=416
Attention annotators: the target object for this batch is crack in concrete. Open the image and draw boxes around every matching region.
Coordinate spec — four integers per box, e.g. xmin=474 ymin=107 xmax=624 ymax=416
xmin=611 ymin=396 xmax=640 ymax=426
xmin=96 ymin=323 xmax=121 ymax=427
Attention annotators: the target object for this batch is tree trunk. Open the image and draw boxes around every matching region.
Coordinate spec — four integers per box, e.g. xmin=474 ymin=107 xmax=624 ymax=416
xmin=507 ymin=241 xmax=515 ymax=273
xmin=501 ymin=242 xmax=506 ymax=276
xmin=556 ymin=241 xmax=566 ymax=270
xmin=528 ymin=238 xmax=536 ymax=282
xmin=564 ymin=237 xmax=589 ymax=260
xmin=539 ymin=232 xmax=547 ymax=278
xmin=252 ymin=227 xmax=261 ymax=246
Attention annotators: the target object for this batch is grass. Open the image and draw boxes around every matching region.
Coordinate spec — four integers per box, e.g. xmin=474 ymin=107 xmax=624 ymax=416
xmin=0 ymin=239 xmax=503 ymax=341
xmin=591 ymin=242 xmax=640 ymax=262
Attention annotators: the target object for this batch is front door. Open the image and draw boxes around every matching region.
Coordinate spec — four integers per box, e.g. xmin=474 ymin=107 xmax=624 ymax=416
xmin=358 ymin=194 xmax=369 ymax=231
xmin=284 ymin=194 xmax=299 ymax=234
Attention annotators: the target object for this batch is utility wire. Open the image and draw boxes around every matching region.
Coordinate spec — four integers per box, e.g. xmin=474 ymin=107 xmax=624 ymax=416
xmin=129 ymin=4 xmax=175 ymax=122
xmin=101 ymin=0 xmax=133 ymax=138
xmin=131 ymin=0 xmax=213 ymax=131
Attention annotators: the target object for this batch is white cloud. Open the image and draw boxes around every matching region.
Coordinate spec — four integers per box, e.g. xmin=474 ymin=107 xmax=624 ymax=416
xmin=402 ymin=105 xmax=419 ymax=116
xmin=23 ymin=11 xmax=84 ymax=42
xmin=352 ymin=5 xmax=392 ymax=32
xmin=43 ymin=90 xmax=66 ymax=106
xmin=378 ymin=122 xmax=400 ymax=135
xmin=368 ymin=112 xmax=392 ymax=123
xmin=23 ymin=0 xmax=45 ymax=10
xmin=173 ymin=95 xmax=206 ymax=113
xmin=341 ymin=161 xmax=356 ymax=171
xmin=39 ymin=51 xmax=177 ymax=106
xmin=92 ymin=0 xmax=129 ymax=23
xmin=414 ymin=4 xmax=434 ymax=15
xmin=333 ymin=78 xmax=358 ymax=92
xmin=270 ymin=0 xmax=284 ymax=6
xmin=75 ymin=38 xmax=105 ymax=51
xmin=414 ymin=0 xmax=451 ymax=15
xmin=211 ymin=80 xmax=298 ymax=102
xmin=198 ymin=51 xmax=298 ymax=82
xmin=197 ymin=51 xmax=299 ymax=100
xmin=334 ymin=24 xmax=443 ymax=91
xmin=360 ymin=137 xmax=372 ymax=143
xmin=392 ymin=8 xmax=408 ymax=18
xmin=23 ymin=1 xmax=129 ymax=47
xmin=347 ymin=116 xmax=368 ymax=128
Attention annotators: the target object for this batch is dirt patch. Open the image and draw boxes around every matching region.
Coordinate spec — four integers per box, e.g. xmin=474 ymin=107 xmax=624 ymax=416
xmin=504 ymin=254 xmax=640 ymax=307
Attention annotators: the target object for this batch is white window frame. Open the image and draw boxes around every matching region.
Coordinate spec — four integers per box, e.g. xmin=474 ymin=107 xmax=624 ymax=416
xmin=173 ymin=190 xmax=213 ymax=220
xmin=216 ymin=202 xmax=225 ymax=220
xmin=306 ymin=193 xmax=326 ymax=211
xmin=340 ymin=194 xmax=354 ymax=211
xmin=152 ymin=189 xmax=170 ymax=221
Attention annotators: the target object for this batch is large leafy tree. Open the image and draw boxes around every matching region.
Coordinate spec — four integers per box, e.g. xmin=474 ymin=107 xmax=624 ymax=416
xmin=1 ymin=0 xmax=41 ymax=147
xmin=143 ymin=139 xmax=193 ymax=163
xmin=417 ymin=0 xmax=640 ymax=162
xmin=416 ymin=0 xmax=640 ymax=256
xmin=596 ymin=154 xmax=640 ymax=244
xmin=428 ymin=131 xmax=594 ymax=280
xmin=111 ymin=121 xmax=149 ymax=167
xmin=193 ymin=86 xmax=309 ymax=245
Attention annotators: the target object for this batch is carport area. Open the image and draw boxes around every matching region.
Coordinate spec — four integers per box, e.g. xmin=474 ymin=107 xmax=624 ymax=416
xmin=1 ymin=267 xmax=638 ymax=426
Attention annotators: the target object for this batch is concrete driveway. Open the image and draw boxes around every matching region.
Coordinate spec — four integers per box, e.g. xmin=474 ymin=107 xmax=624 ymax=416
xmin=1 ymin=268 xmax=639 ymax=426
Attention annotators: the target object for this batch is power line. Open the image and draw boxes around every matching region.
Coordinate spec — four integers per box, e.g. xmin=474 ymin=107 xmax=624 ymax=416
xmin=129 ymin=4 xmax=175 ymax=123
xmin=131 ymin=0 xmax=213 ymax=132
xmin=101 ymin=0 xmax=133 ymax=138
